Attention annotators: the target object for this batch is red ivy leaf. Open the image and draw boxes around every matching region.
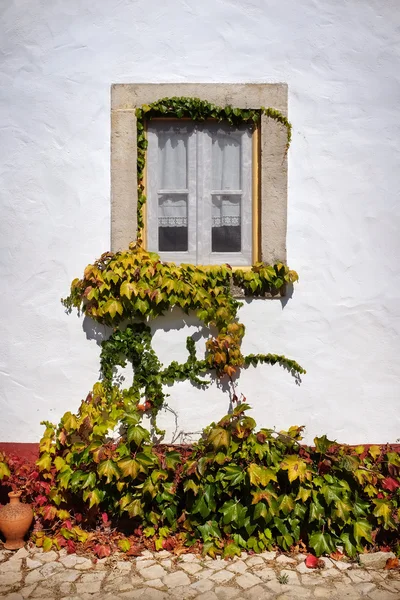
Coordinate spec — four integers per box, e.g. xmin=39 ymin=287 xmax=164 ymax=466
xmin=305 ymin=555 xmax=320 ymax=569
xmin=101 ymin=513 xmax=110 ymax=524
xmin=36 ymin=495 xmax=48 ymax=507
xmin=63 ymin=520 xmax=73 ymax=530
xmin=385 ymin=557 xmax=399 ymax=570
xmin=93 ymin=543 xmax=111 ymax=559
xmin=66 ymin=540 xmax=76 ymax=554
xmin=162 ymin=538 xmax=176 ymax=551
xmin=42 ymin=505 xmax=58 ymax=521
xmin=330 ymin=551 xmax=344 ymax=561
xmin=382 ymin=477 xmax=400 ymax=492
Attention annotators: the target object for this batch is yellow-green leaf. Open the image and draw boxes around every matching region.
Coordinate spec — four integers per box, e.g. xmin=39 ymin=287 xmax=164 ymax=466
xmin=98 ymin=460 xmax=121 ymax=484
xmin=36 ymin=453 xmax=52 ymax=472
xmin=118 ymin=458 xmax=140 ymax=479
xmin=280 ymin=455 xmax=309 ymax=483
xmin=248 ymin=464 xmax=277 ymax=487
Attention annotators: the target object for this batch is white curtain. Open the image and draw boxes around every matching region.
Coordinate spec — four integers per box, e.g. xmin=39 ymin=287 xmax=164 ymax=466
xmin=158 ymin=194 xmax=187 ymax=228
xmin=157 ymin=130 xmax=188 ymax=227
xmin=158 ymin=131 xmax=187 ymax=190
xmin=212 ymin=194 xmax=241 ymax=228
xmin=212 ymin=130 xmax=241 ymax=191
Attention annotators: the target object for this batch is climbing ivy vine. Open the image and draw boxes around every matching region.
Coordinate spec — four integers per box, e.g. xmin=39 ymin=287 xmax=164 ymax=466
xmin=63 ymin=243 xmax=305 ymax=416
xmin=62 ymin=97 xmax=302 ymax=420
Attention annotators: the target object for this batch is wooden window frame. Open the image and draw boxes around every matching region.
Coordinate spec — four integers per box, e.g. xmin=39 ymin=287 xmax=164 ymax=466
xmin=111 ymin=83 xmax=288 ymax=265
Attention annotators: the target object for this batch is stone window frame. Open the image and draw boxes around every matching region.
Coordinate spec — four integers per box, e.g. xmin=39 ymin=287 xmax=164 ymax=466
xmin=111 ymin=83 xmax=288 ymax=264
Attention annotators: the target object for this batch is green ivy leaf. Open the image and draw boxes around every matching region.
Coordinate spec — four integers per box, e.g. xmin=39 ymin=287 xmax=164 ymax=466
xmin=353 ymin=519 xmax=373 ymax=545
xmin=97 ymin=460 xmax=121 ymax=484
xmin=309 ymin=531 xmax=335 ymax=556
xmin=165 ymin=450 xmax=181 ymax=470
xmin=248 ymin=464 xmax=277 ymax=487
xmin=118 ymin=458 xmax=140 ymax=478
xmin=207 ymin=427 xmax=231 ymax=451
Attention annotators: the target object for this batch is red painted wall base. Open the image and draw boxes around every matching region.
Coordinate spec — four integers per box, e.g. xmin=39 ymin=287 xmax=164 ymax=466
xmin=0 ymin=443 xmax=40 ymax=462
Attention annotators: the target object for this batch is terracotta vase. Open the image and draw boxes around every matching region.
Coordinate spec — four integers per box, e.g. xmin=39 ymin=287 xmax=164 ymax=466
xmin=0 ymin=491 xmax=33 ymax=549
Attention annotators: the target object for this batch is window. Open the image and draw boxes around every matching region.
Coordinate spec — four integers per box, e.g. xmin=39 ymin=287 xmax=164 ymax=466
xmin=146 ymin=120 xmax=253 ymax=265
xmin=111 ymin=84 xmax=288 ymax=266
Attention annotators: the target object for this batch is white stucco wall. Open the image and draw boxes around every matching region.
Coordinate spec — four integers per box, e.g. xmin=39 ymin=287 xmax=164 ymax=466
xmin=1 ymin=0 xmax=400 ymax=444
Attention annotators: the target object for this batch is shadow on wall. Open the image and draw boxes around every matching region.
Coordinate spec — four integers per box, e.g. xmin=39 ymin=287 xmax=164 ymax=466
xmin=80 ymin=290 xmax=300 ymax=441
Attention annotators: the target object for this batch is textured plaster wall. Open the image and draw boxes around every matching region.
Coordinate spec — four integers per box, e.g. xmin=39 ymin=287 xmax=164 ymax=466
xmin=1 ymin=0 xmax=400 ymax=444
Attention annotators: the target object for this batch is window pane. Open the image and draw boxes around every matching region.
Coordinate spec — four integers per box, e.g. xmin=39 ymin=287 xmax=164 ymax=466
xmin=212 ymin=128 xmax=241 ymax=190
xmin=211 ymin=194 xmax=241 ymax=253
xmin=158 ymin=129 xmax=187 ymax=190
xmin=158 ymin=194 xmax=188 ymax=252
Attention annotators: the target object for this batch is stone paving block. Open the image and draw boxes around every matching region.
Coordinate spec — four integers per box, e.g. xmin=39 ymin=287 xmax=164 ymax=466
xmin=259 ymin=551 xmax=277 ymax=561
xmin=160 ymin=559 xmax=172 ymax=569
xmin=279 ymin=569 xmax=300 ymax=585
xmin=180 ymin=561 xmax=203 ymax=574
xmin=50 ymin=568 xmax=80 ymax=584
xmin=33 ymin=550 xmax=58 ymax=563
xmin=139 ymin=564 xmax=167 ymax=580
xmin=301 ymin=573 xmax=324 ymax=586
xmin=157 ymin=551 xmax=172 ymax=558
xmin=296 ymin=561 xmax=313 ymax=574
xmin=214 ymin=585 xmax=241 ymax=599
xmin=39 ymin=560 xmax=64 ymax=577
xmin=2 ymin=594 xmax=24 ymax=600
xmin=104 ymin=575 xmax=133 ymax=592
xmin=347 ymin=570 xmax=373 ymax=583
xmin=163 ymin=570 xmax=191 ymax=588
xmin=243 ymin=585 xmax=274 ymax=600
xmin=59 ymin=582 xmax=74 ymax=596
xmin=275 ymin=555 xmax=296 ymax=565
xmin=321 ymin=568 xmax=343 ymax=578
xmin=180 ymin=554 xmax=199 ymax=562
xmin=75 ymin=580 xmax=103 ymax=595
xmin=135 ymin=559 xmax=156 ymax=570
xmin=314 ymin=589 xmax=334 ymax=599
xmin=25 ymin=558 xmax=42 ymax=570
xmin=170 ymin=585 xmax=197 ymax=599
xmin=0 ymin=560 xmax=22 ymax=573
xmin=197 ymin=568 xmax=216 ymax=579
xmin=331 ymin=559 xmax=351 ymax=570
xmin=146 ymin=578 xmax=165 ymax=588
xmin=246 ymin=556 xmax=265 ymax=567
xmin=20 ymin=584 xmax=38 ymax=599
xmin=227 ymin=559 xmax=248 ymax=574
xmin=209 ymin=569 xmax=235 ymax=583
xmin=9 ymin=548 xmax=28 ymax=561
xmin=190 ymin=578 xmax=214 ymax=593
xmin=115 ymin=560 xmax=132 ymax=572
xmin=319 ymin=557 xmax=334 ymax=569
xmin=0 ymin=571 xmax=23 ymax=587
xmin=197 ymin=592 xmax=219 ymax=600
xmin=333 ymin=582 xmax=362 ymax=599
xmin=359 ymin=552 xmax=396 ymax=570
xmin=207 ymin=559 xmax=227 ymax=571
xmin=119 ymin=589 xmax=167 ymax=600
xmin=356 ymin=581 xmax=376 ymax=595
xmin=79 ymin=571 xmax=107 ymax=584
xmin=266 ymin=579 xmax=289 ymax=594
xmin=59 ymin=555 xmax=90 ymax=569
xmin=368 ymin=591 xmax=400 ymax=600
xmin=30 ymin=586 xmax=57 ymax=598
xmin=236 ymin=572 xmax=262 ymax=588
xmin=24 ymin=570 xmax=43 ymax=585
xmin=256 ymin=567 xmax=276 ymax=581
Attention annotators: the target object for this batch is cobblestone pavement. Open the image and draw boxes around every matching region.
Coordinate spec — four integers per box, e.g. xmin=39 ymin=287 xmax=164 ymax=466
xmin=0 ymin=546 xmax=399 ymax=600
